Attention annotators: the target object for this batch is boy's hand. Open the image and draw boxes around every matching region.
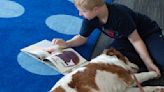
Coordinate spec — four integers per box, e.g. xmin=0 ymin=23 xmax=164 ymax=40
xmin=43 ymin=47 xmax=55 ymax=53
xmin=146 ymin=63 xmax=161 ymax=77
xmin=44 ymin=45 xmax=64 ymax=53
xmin=52 ymin=38 xmax=67 ymax=48
xmin=43 ymin=38 xmax=67 ymax=53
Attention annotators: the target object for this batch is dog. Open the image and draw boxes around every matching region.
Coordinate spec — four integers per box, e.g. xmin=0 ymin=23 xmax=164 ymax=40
xmin=50 ymin=48 xmax=164 ymax=92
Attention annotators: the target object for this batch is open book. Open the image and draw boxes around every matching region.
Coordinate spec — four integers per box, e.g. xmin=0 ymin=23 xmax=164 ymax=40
xmin=21 ymin=39 xmax=88 ymax=75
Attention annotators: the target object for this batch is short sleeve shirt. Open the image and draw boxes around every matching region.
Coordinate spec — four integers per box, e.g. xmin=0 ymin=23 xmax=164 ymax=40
xmin=79 ymin=3 xmax=161 ymax=39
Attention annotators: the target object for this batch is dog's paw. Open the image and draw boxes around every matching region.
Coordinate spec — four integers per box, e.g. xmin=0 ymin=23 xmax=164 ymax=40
xmin=149 ymin=71 xmax=159 ymax=78
xmin=144 ymin=86 xmax=164 ymax=92
xmin=153 ymin=86 xmax=164 ymax=92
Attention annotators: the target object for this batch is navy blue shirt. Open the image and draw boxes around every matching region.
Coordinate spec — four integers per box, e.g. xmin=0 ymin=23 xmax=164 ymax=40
xmin=79 ymin=3 xmax=161 ymax=39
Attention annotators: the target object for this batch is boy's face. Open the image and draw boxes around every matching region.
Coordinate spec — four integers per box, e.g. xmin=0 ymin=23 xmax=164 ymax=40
xmin=77 ymin=7 xmax=97 ymax=20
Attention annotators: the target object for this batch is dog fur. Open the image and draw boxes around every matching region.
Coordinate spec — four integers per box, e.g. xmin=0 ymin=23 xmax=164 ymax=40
xmin=50 ymin=48 xmax=164 ymax=92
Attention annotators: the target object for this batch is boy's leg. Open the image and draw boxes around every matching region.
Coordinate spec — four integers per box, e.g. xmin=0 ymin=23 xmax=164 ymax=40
xmin=108 ymin=37 xmax=147 ymax=71
xmin=144 ymin=31 xmax=164 ymax=70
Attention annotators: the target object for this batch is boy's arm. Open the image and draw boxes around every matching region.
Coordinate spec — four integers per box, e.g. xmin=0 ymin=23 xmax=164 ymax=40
xmin=66 ymin=35 xmax=88 ymax=48
xmin=128 ymin=30 xmax=160 ymax=76
xmin=52 ymin=35 xmax=87 ymax=48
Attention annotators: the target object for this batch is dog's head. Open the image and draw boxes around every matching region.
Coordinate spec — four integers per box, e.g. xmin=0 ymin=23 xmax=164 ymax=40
xmin=103 ymin=48 xmax=139 ymax=73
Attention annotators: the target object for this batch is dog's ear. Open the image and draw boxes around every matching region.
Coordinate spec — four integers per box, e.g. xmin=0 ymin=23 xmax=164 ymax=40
xmin=124 ymin=57 xmax=129 ymax=62
xmin=103 ymin=48 xmax=129 ymax=64
xmin=103 ymin=48 xmax=116 ymax=56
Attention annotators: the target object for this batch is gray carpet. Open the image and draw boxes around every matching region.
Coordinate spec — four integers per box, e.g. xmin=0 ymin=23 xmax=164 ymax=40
xmin=113 ymin=0 xmax=164 ymax=30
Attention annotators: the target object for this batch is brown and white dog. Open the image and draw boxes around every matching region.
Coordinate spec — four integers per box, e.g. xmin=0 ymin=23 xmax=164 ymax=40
xmin=50 ymin=48 xmax=164 ymax=92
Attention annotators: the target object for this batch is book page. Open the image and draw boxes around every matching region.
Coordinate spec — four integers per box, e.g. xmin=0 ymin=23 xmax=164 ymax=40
xmin=21 ymin=39 xmax=88 ymax=75
xmin=43 ymin=48 xmax=88 ymax=74
xmin=21 ymin=40 xmax=52 ymax=60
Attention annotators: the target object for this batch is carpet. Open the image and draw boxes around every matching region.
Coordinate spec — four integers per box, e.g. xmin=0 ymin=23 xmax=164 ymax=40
xmin=0 ymin=0 xmax=112 ymax=91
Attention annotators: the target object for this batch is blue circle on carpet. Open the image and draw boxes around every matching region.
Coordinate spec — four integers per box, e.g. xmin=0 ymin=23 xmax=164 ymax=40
xmin=17 ymin=52 xmax=60 ymax=75
xmin=67 ymin=0 xmax=74 ymax=3
xmin=0 ymin=0 xmax=25 ymax=18
xmin=45 ymin=14 xmax=82 ymax=35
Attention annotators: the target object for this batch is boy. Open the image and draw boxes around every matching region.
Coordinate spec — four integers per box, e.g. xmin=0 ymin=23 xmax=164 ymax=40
xmin=50 ymin=0 xmax=164 ymax=76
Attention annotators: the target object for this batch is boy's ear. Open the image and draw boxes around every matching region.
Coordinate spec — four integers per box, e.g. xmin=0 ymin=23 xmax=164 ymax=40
xmin=93 ymin=6 xmax=100 ymax=12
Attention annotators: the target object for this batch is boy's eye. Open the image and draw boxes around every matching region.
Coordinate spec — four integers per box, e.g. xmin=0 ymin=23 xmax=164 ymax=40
xmin=80 ymin=9 xmax=88 ymax=12
xmin=80 ymin=10 xmax=86 ymax=13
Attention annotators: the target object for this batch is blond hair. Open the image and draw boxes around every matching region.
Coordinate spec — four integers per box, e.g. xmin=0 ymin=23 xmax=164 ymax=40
xmin=74 ymin=0 xmax=105 ymax=10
